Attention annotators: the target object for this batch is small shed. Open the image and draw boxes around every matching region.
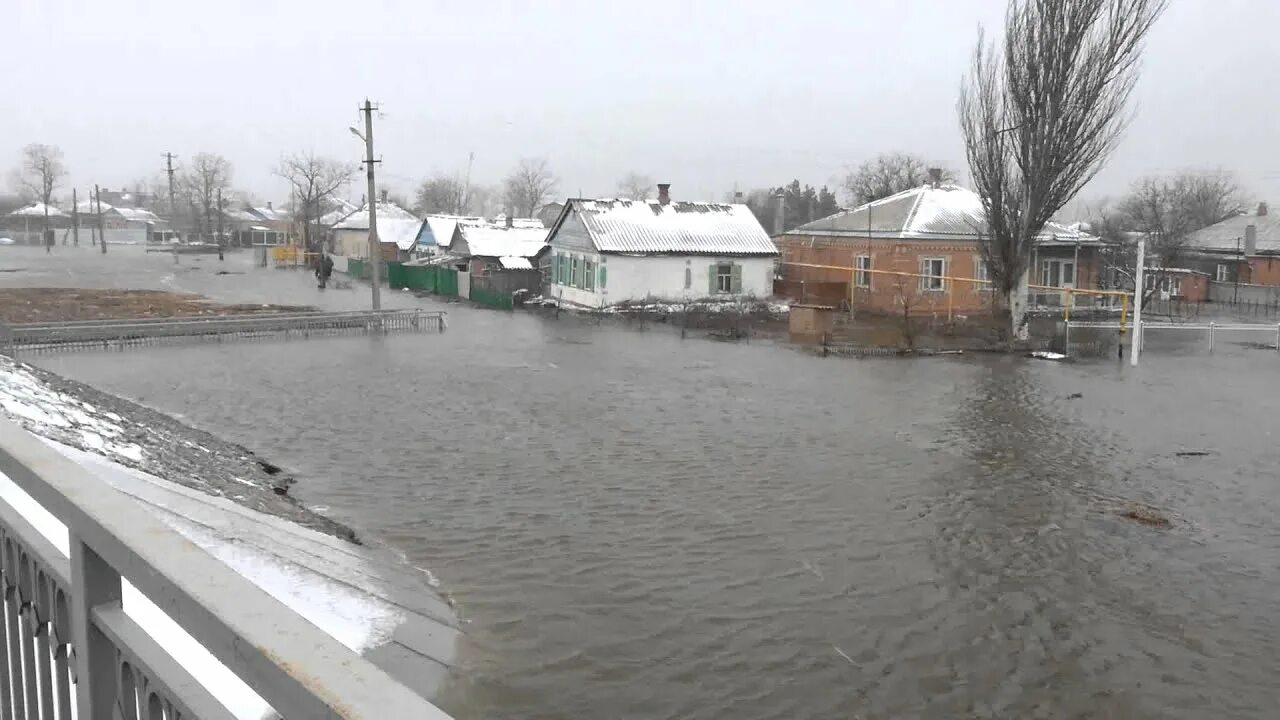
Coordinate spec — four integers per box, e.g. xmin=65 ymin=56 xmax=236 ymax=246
xmin=789 ymin=304 xmax=835 ymax=344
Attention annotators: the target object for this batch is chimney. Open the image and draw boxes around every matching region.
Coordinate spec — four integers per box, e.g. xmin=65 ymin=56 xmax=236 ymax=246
xmin=1245 ymin=224 xmax=1257 ymax=255
xmin=380 ymin=189 xmax=388 ymax=204
xmin=266 ymin=201 xmax=273 ymax=211
xmin=928 ymin=167 xmax=943 ymax=187
xmin=657 ymin=183 xmax=671 ymax=205
xmin=1258 ymin=202 xmax=1269 ymax=217
xmin=773 ymin=190 xmax=785 ymax=237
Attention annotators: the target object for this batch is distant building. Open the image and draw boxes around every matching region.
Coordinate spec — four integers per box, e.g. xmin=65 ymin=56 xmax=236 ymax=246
xmin=1182 ymin=202 xmax=1278 ymax=287
xmin=536 ymin=202 xmax=564 ymax=229
xmin=331 ymin=201 xmax=421 ymax=261
xmin=1 ymin=203 xmax=71 ymax=245
xmin=779 ymin=180 xmax=1101 ymax=312
xmin=419 ymin=214 xmax=486 ymax=257
xmin=544 ymin=185 xmax=778 ymax=307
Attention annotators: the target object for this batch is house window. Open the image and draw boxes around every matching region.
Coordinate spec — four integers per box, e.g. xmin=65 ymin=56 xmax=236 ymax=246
xmin=1216 ymin=264 xmax=1228 ymax=282
xmin=920 ymin=257 xmax=946 ymax=291
xmin=584 ymin=259 xmax=594 ymax=291
xmin=559 ymin=253 xmax=571 ymax=286
xmin=571 ymin=256 xmax=581 ymax=288
xmin=1041 ymin=259 xmax=1075 ymax=288
xmin=855 ymin=255 xmax=871 ymax=288
xmin=974 ymin=257 xmax=991 ymax=284
xmin=684 ymin=267 xmax=692 ymax=289
xmin=715 ymin=263 xmax=733 ymax=293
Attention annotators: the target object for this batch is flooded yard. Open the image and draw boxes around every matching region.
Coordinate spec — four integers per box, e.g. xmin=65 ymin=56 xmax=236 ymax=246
xmin=12 ymin=247 xmax=1280 ymax=719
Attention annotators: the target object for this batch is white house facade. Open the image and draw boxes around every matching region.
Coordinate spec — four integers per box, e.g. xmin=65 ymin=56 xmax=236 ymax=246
xmin=545 ymin=192 xmax=778 ymax=307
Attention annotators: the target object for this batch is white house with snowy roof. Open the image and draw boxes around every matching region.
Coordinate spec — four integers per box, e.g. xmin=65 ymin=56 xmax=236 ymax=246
xmin=331 ymin=200 xmax=422 ymax=262
xmin=544 ymin=185 xmax=779 ymax=307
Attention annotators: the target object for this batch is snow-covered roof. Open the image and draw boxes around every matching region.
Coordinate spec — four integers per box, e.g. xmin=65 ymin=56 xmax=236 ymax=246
xmin=116 ymin=207 xmax=161 ymax=223
xmin=251 ymin=206 xmax=290 ymax=222
xmin=789 ymin=184 xmax=1098 ymax=245
xmin=498 ymin=256 xmax=533 ymax=270
xmin=557 ymin=198 xmax=777 ymax=256
xmin=423 ymin=215 xmax=486 ymax=249
xmin=491 ymin=215 xmax=546 ymax=230
xmin=1185 ymin=204 xmax=1280 ymax=254
xmin=224 ymin=208 xmax=260 ymax=223
xmin=332 ymin=202 xmax=418 ymax=230
xmin=6 ymin=202 xmax=68 ymax=218
xmin=318 ymin=198 xmax=360 ymax=227
xmin=457 ymin=225 xmax=548 ymax=259
xmin=377 ymin=218 xmax=426 ymax=251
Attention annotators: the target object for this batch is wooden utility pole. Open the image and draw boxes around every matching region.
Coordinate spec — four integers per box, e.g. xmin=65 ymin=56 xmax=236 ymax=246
xmin=71 ymin=188 xmax=80 ymax=247
xmin=96 ymin=185 xmax=107 ymax=255
xmin=216 ymin=188 xmax=225 ymax=259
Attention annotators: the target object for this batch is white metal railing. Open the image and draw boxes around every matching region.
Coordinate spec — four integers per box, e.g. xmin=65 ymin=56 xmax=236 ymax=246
xmin=1 ymin=309 xmax=447 ymax=355
xmin=0 ymin=417 xmax=452 ymax=719
xmin=1066 ymin=320 xmax=1280 ymax=357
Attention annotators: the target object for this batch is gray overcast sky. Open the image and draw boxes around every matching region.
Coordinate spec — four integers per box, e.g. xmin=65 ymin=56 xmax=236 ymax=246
xmin=7 ymin=0 xmax=1278 ymax=211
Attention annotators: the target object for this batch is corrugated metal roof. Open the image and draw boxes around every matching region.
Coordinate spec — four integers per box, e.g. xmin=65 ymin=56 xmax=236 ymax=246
xmin=458 ymin=225 xmax=548 ymax=258
xmin=1185 ymin=206 xmax=1280 ymax=253
xmin=564 ymin=199 xmax=777 ymax=255
xmin=789 ymin=184 xmax=1098 ymax=245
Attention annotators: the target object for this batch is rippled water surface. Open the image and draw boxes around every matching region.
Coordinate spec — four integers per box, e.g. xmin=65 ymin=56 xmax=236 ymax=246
xmin=16 ymin=248 xmax=1280 ymax=719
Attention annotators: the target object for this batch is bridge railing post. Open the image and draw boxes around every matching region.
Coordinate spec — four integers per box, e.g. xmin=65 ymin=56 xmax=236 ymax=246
xmin=70 ymin=536 xmax=121 ymax=719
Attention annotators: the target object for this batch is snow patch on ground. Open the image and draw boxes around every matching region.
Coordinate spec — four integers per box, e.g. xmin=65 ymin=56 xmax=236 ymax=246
xmin=0 ymin=358 xmax=142 ymax=464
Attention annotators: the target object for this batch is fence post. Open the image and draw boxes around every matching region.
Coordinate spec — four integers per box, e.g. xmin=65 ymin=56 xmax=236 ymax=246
xmin=1208 ymin=321 xmax=1215 ymax=354
xmin=70 ymin=538 xmax=122 ymax=718
xmin=1275 ymin=323 xmax=1279 ymax=353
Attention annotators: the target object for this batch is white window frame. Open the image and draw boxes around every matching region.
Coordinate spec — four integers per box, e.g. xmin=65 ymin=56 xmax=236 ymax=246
xmin=1040 ymin=259 xmax=1076 ymax=289
xmin=854 ymin=255 xmax=871 ymax=289
xmin=920 ymin=257 xmax=946 ymax=292
xmin=715 ymin=263 xmax=733 ymax=294
xmin=1216 ymin=264 xmax=1228 ymax=282
xmin=974 ymin=256 xmax=993 ymax=291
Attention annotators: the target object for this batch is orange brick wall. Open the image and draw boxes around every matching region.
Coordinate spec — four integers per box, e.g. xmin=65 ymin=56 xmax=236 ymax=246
xmin=779 ymin=235 xmax=997 ymax=315
xmin=1247 ymin=256 xmax=1280 ymax=286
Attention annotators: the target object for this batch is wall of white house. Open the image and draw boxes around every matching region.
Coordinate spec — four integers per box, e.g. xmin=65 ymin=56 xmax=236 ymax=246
xmin=548 ymin=252 xmax=775 ymax=306
xmin=333 ymin=229 xmax=367 ymax=258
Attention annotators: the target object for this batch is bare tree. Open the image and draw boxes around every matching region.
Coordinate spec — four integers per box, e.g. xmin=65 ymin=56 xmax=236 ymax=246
xmin=276 ymin=152 xmax=357 ymax=251
xmin=616 ymin=172 xmax=653 ymax=200
xmin=1093 ymin=170 xmax=1244 ymax=307
xmin=180 ymin=153 xmax=233 ymax=240
xmin=503 ymin=157 xmax=558 ymax=217
xmin=414 ymin=174 xmax=468 ymax=215
xmin=11 ymin=144 xmax=67 ymax=250
xmin=843 ymin=153 xmax=953 ymax=206
xmin=959 ymin=0 xmax=1167 ymax=339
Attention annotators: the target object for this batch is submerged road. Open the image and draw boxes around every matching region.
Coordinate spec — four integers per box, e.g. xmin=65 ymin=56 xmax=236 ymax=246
xmin=9 ymin=246 xmax=1280 ymax=719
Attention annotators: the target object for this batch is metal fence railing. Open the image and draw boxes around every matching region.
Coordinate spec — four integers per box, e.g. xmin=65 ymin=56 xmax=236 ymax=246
xmin=1 ymin=309 xmax=446 ymax=355
xmin=1065 ymin=320 xmax=1280 ymax=358
xmin=0 ymin=416 xmax=453 ymax=719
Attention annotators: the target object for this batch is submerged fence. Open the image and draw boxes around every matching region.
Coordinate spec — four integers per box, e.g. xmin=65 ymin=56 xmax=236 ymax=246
xmin=0 ymin=309 xmax=446 ymax=355
xmin=1065 ymin=320 xmax=1280 ymax=358
xmin=0 ymin=416 xmax=452 ymax=719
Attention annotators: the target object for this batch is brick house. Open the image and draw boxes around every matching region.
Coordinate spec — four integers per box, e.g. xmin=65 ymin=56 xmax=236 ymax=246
xmin=777 ymin=182 xmax=1102 ymax=314
xmin=1181 ymin=202 xmax=1277 ymax=286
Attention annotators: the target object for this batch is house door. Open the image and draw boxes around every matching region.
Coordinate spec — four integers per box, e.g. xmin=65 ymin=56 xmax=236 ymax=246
xmin=1041 ymin=259 xmax=1076 ymax=288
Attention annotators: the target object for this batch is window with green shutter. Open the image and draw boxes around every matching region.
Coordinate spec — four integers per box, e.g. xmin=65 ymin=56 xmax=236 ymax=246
xmin=598 ymin=264 xmax=607 ymax=289
xmin=584 ymin=260 xmax=594 ymax=291
xmin=730 ymin=263 xmax=742 ymax=294
xmin=551 ymin=254 xmax=560 ymax=285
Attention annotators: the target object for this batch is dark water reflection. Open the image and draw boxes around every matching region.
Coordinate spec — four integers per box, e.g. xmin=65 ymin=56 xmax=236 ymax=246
xmin=21 ymin=250 xmax=1280 ymax=719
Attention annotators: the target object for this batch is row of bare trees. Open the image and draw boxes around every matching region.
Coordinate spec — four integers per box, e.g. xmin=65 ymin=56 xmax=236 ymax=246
xmin=411 ymin=158 xmax=560 ymax=219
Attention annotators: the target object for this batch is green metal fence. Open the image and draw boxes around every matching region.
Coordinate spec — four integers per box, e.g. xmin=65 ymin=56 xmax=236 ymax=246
xmin=469 ymin=286 xmax=513 ymax=310
xmin=384 ymin=263 xmax=459 ymax=297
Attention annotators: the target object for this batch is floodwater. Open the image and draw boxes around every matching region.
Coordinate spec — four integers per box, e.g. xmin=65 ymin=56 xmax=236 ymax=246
xmin=11 ymin=247 xmax=1280 ymax=719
